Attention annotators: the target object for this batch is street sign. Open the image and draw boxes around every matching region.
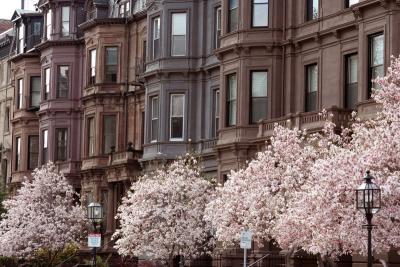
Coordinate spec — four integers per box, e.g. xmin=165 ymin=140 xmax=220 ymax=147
xmin=88 ymin=233 xmax=101 ymax=248
xmin=240 ymin=230 xmax=252 ymax=249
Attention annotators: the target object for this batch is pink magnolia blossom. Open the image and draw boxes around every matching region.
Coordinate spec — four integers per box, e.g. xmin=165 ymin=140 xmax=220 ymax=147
xmin=113 ymin=155 xmax=215 ymax=266
xmin=0 ymin=163 xmax=87 ymax=260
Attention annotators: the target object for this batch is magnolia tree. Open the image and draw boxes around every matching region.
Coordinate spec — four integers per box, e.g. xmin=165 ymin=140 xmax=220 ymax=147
xmin=205 ymin=121 xmax=345 ymax=248
xmin=0 ymin=163 xmax=87 ymax=266
xmin=207 ymin=56 xmax=400 ymax=264
xmin=113 ymin=155 xmax=215 ymax=266
xmin=274 ymin=57 xmax=400 ymax=261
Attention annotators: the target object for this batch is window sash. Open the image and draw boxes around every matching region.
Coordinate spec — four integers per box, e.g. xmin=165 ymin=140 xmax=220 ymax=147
xmin=57 ymin=66 xmax=69 ymax=98
xmin=170 ymin=94 xmax=184 ymax=140
xmin=305 ymin=64 xmax=318 ymax=112
xmin=105 ymin=47 xmax=118 ymax=82
xmin=56 ymin=129 xmax=68 ymax=161
xmin=215 ymin=7 xmax=222 ymax=48
xmin=251 ymin=71 xmax=268 ymax=123
xmin=44 ymin=68 xmax=50 ymax=100
xmin=171 ymin=13 xmax=187 ymax=56
xmin=369 ymin=33 xmax=384 ymax=95
xmin=28 ymin=136 xmax=39 ymax=170
xmin=150 ymin=96 xmax=159 ymax=142
xmin=15 ymin=137 xmax=20 ymax=171
xmin=46 ymin=10 xmax=52 ymax=40
xmin=345 ymin=54 xmax=358 ymax=110
xmin=18 ymin=24 xmax=24 ymax=53
xmin=87 ymin=117 xmax=95 ymax=156
xmin=42 ymin=130 xmax=48 ymax=163
xmin=213 ymin=90 xmax=220 ymax=137
xmin=103 ymin=115 xmax=116 ymax=154
xmin=153 ymin=17 xmax=160 ymax=59
xmin=227 ymin=74 xmax=237 ymax=126
xmin=252 ymin=0 xmax=269 ymax=27
xmin=89 ymin=49 xmax=96 ymax=84
xmin=30 ymin=76 xmax=41 ymax=107
xmin=61 ymin=6 xmax=70 ymax=36
xmin=228 ymin=0 xmax=239 ymax=32
xmin=17 ymin=79 xmax=23 ymax=109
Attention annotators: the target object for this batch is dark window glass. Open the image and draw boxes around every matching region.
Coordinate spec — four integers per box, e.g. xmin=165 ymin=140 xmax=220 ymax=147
xmin=105 ymin=47 xmax=118 ymax=83
xmin=30 ymin=76 xmax=41 ymax=108
xmin=251 ymin=71 xmax=268 ymax=123
xmin=345 ymin=54 xmax=358 ymax=109
xmin=150 ymin=96 xmax=159 ymax=142
xmin=305 ymin=64 xmax=318 ymax=112
xmin=57 ymin=66 xmax=69 ymax=98
xmin=56 ymin=128 xmax=68 ymax=161
xmin=42 ymin=130 xmax=48 ymax=164
xmin=28 ymin=136 xmax=39 ymax=170
xmin=226 ymin=74 xmax=237 ymax=126
xmin=15 ymin=137 xmax=20 ymax=171
xmin=307 ymin=0 xmax=319 ymax=21
xmin=228 ymin=0 xmax=238 ymax=32
xmin=368 ymin=33 xmax=384 ymax=97
xmin=103 ymin=115 xmax=116 ymax=154
xmin=170 ymin=94 xmax=184 ymax=140
xmin=252 ymin=0 xmax=268 ymax=27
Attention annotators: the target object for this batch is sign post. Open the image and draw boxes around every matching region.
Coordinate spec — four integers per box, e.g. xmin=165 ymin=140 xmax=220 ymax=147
xmin=88 ymin=233 xmax=101 ymax=267
xmin=240 ymin=231 xmax=252 ymax=267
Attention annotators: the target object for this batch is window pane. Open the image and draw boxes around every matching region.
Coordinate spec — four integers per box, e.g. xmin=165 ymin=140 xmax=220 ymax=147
xmin=15 ymin=137 xmax=20 ymax=171
xmin=61 ymin=6 xmax=70 ymax=36
xmin=345 ymin=54 xmax=358 ymax=110
xmin=252 ymin=97 xmax=268 ymax=123
xmin=170 ymin=94 xmax=184 ymax=140
xmin=42 ymin=130 xmax=48 ymax=163
xmin=227 ymin=74 xmax=237 ymax=126
xmin=172 ymin=36 xmax=186 ymax=56
xmin=30 ymin=76 xmax=41 ymax=107
xmin=171 ymin=95 xmax=184 ymax=117
xmin=229 ymin=7 xmax=238 ymax=32
xmin=171 ymin=118 xmax=183 ymax=139
xmin=103 ymin=115 xmax=116 ymax=154
xmin=89 ymin=49 xmax=96 ymax=84
xmin=172 ymin=13 xmax=186 ymax=35
xmin=307 ymin=64 xmax=318 ymax=93
xmin=17 ymin=79 xmax=23 ymax=109
xmin=88 ymin=118 xmax=95 ymax=156
xmin=56 ymin=129 xmax=68 ymax=161
xmin=313 ymin=0 xmax=319 ymax=19
xmin=105 ymin=47 xmax=118 ymax=82
xmin=28 ymin=136 xmax=39 ymax=170
xmin=228 ymin=74 xmax=237 ymax=100
xmin=151 ymin=97 xmax=159 ymax=141
xmin=4 ymin=107 xmax=9 ymax=132
xmin=372 ymin=34 xmax=384 ymax=66
xmin=252 ymin=71 xmax=268 ymax=97
xmin=215 ymin=7 xmax=221 ymax=48
xmin=252 ymin=0 xmax=268 ymax=27
xmin=347 ymin=54 xmax=358 ymax=84
xmin=57 ymin=66 xmax=69 ymax=98
xmin=46 ymin=10 xmax=52 ymax=39
xmin=214 ymin=90 xmax=220 ymax=137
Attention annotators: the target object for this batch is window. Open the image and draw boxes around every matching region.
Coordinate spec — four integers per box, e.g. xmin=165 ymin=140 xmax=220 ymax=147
xmin=226 ymin=74 xmax=237 ymax=126
xmin=213 ymin=89 xmax=220 ymax=137
xmin=103 ymin=115 xmax=116 ymax=154
xmin=46 ymin=9 xmax=52 ymax=40
xmin=215 ymin=7 xmax=221 ymax=48
xmin=57 ymin=66 xmax=69 ymax=98
xmin=105 ymin=47 xmax=118 ymax=83
xmin=251 ymin=71 xmax=268 ymax=123
xmin=345 ymin=0 xmax=359 ymax=8
xmin=252 ymin=0 xmax=269 ymax=27
xmin=17 ymin=79 xmax=23 ymax=110
xmin=33 ymin=21 xmax=41 ymax=36
xmin=152 ymin=17 xmax=160 ymax=59
xmin=345 ymin=54 xmax=358 ymax=109
xmin=61 ymin=6 xmax=70 ymax=36
xmin=306 ymin=0 xmax=319 ymax=21
xmin=150 ymin=96 xmax=159 ymax=142
xmin=44 ymin=68 xmax=50 ymax=100
xmin=119 ymin=1 xmax=130 ymax=17
xmin=15 ymin=137 xmax=20 ymax=171
xmin=170 ymin=94 xmax=184 ymax=141
xmin=42 ymin=130 xmax=48 ymax=163
xmin=4 ymin=107 xmax=9 ymax=132
xmin=89 ymin=49 xmax=96 ymax=85
xmin=28 ymin=136 xmax=39 ymax=170
xmin=305 ymin=64 xmax=318 ymax=112
xmin=369 ymin=33 xmax=384 ymax=97
xmin=228 ymin=0 xmax=238 ymax=32
xmin=171 ymin=13 xmax=187 ymax=56
xmin=56 ymin=128 xmax=68 ymax=161
xmin=18 ymin=24 xmax=24 ymax=53
xmin=30 ymin=76 xmax=41 ymax=108
xmin=87 ymin=117 xmax=95 ymax=157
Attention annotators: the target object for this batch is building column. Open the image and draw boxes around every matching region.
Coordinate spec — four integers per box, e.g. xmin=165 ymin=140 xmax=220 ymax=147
xmin=106 ymin=182 xmax=114 ymax=235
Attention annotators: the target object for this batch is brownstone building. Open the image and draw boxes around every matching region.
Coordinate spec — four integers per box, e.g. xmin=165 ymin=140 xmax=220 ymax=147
xmin=5 ymin=0 xmax=400 ymax=266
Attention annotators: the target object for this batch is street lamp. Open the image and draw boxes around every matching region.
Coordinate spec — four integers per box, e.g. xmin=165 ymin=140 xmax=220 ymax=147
xmin=87 ymin=202 xmax=103 ymax=267
xmin=356 ymin=171 xmax=381 ymax=267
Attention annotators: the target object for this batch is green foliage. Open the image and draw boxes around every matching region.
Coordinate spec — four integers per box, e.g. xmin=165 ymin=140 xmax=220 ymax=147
xmin=84 ymin=254 xmax=112 ymax=267
xmin=0 ymin=256 xmax=18 ymax=267
xmin=30 ymin=243 xmax=79 ymax=267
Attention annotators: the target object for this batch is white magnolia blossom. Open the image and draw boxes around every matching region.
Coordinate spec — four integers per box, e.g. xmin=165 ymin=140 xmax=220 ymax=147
xmin=0 ymin=163 xmax=87 ymax=259
xmin=113 ymin=155 xmax=215 ymax=266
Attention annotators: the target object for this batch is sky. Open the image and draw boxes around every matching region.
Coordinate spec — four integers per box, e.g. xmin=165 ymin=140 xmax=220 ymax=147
xmin=0 ymin=0 xmax=37 ymax=20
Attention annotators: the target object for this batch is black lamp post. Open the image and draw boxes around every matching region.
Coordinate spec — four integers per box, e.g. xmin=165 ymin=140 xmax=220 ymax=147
xmin=87 ymin=202 xmax=103 ymax=267
xmin=356 ymin=171 xmax=381 ymax=267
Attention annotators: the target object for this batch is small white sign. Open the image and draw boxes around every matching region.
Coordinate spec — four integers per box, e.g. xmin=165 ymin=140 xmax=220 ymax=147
xmin=240 ymin=231 xmax=252 ymax=249
xmin=88 ymin=233 xmax=101 ymax=248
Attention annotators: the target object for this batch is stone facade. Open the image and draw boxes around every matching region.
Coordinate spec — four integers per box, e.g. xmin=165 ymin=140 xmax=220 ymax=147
xmin=4 ymin=0 xmax=400 ymax=266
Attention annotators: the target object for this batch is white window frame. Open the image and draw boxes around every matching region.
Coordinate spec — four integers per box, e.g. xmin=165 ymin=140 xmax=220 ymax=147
xmin=171 ymin=13 xmax=187 ymax=56
xmin=169 ymin=94 xmax=185 ymax=141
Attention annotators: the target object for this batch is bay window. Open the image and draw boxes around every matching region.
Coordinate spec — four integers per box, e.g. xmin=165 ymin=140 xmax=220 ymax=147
xmin=251 ymin=71 xmax=268 ymax=123
xmin=170 ymin=94 xmax=185 ymax=141
xmin=171 ymin=13 xmax=187 ymax=56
